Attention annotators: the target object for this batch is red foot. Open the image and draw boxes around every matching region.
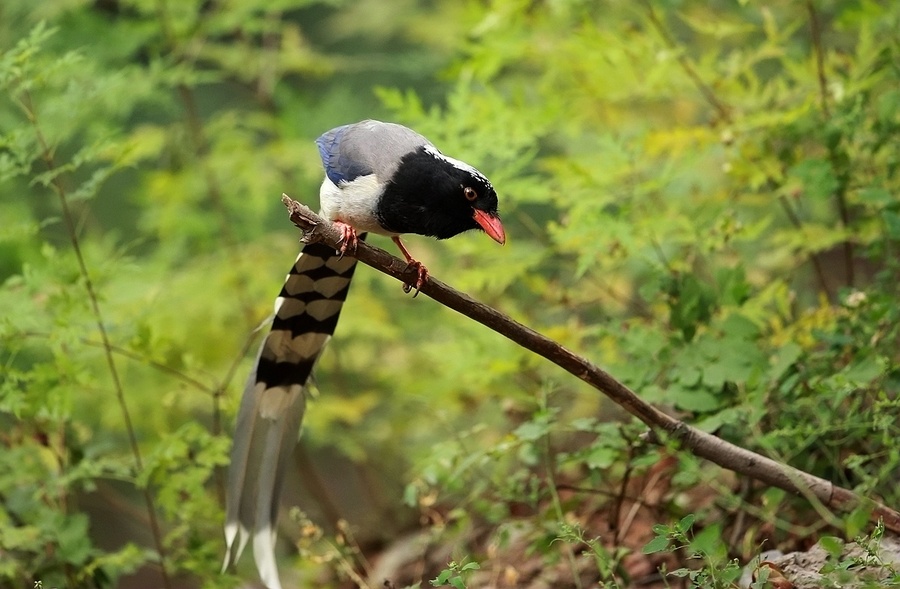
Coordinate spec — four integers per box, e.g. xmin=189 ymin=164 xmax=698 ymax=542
xmin=392 ymin=236 xmax=429 ymax=296
xmin=401 ymin=260 xmax=429 ymax=296
xmin=334 ymin=221 xmax=359 ymax=257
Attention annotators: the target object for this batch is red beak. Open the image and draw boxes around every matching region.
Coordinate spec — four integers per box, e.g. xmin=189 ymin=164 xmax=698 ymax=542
xmin=472 ymin=209 xmax=506 ymax=245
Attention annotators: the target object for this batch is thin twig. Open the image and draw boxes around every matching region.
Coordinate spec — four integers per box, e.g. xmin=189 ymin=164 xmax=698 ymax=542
xmin=727 ymin=477 xmax=753 ymax=548
xmin=212 ymin=317 xmax=268 ymax=501
xmin=778 ymin=194 xmax=832 ymax=299
xmin=807 ymin=0 xmax=830 ymax=119
xmin=639 ymin=0 xmax=731 ymax=123
xmin=21 ymin=91 xmax=173 ymax=589
xmin=806 ymin=0 xmax=855 ymax=287
xmin=156 ymin=0 xmax=259 ymax=502
xmin=555 ymin=483 xmax=653 ymax=508
xmin=611 ymin=430 xmax=637 ymax=541
xmin=156 ymin=0 xmax=256 ymax=320
xmin=78 ymin=336 xmax=218 ymax=394
xmin=280 ymin=195 xmax=900 ymax=535
xmin=176 ymin=85 xmax=258 ymax=314
xmin=824 ymin=187 xmax=856 ymax=294
xmin=539 ymin=390 xmax=584 ymax=589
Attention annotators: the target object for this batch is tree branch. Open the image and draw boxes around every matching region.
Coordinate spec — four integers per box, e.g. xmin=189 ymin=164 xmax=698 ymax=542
xmin=639 ymin=0 xmax=731 ymax=124
xmin=281 ymin=194 xmax=900 ymax=534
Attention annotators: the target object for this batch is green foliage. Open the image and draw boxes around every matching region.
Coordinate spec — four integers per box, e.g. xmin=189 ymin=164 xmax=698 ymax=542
xmin=430 ymin=558 xmax=480 ymax=589
xmin=644 ymin=514 xmax=743 ymax=588
xmin=1 ymin=0 xmax=899 ymax=587
xmin=387 ymin=0 xmax=900 ymax=585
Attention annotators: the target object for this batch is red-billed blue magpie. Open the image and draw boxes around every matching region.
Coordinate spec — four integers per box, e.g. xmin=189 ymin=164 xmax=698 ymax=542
xmin=223 ymin=120 xmax=505 ymax=589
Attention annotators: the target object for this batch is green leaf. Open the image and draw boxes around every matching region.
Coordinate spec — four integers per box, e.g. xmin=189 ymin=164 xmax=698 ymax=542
xmin=858 ymin=186 xmax=892 ymax=205
xmin=842 ymin=355 xmax=885 ymax=386
xmin=694 ymin=407 xmax=745 ymax=433
xmin=689 ymin=524 xmax=725 ymax=559
xmin=844 ymin=504 xmax=873 ymax=538
xmin=513 ymin=410 xmax=557 ymax=441
xmin=676 ymin=514 xmax=696 ymax=534
xmin=715 ymin=267 xmax=751 ymax=306
xmin=718 ymin=313 xmax=759 ymax=339
xmin=666 ymin=274 xmax=717 ymax=341
xmin=434 ymin=569 xmax=451 ymax=585
xmin=669 ymin=386 xmax=722 ymax=413
xmin=787 ymin=158 xmax=838 ymax=201
xmin=768 ymin=342 xmax=803 ymax=381
xmin=402 ymin=483 xmax=419 ymax=508
xmin=585 ymin=444 xmax=618 ymax=470
xmin=819 ymin=536 xmax=844 ymax=558
xmin=642 ymin=535 xmax=671 ymax=554
xmin=56 ymin=514 xmax=94 ymax=565
xmin=882 ymin=210 xmax=900 ymax=239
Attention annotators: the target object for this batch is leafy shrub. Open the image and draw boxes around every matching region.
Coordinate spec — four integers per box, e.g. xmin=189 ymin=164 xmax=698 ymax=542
xmin=1 ymin=1 xmax=898 ymax=587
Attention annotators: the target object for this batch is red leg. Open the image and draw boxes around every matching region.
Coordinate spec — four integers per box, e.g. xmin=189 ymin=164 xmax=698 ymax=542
xmin=333 ymin=221 xmax=359 ymax=257
xmin=392 ymin=236 xmax=429 ymax=295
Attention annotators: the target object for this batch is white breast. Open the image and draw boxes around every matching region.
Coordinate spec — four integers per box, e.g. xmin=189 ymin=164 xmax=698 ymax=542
xmin=319 ymin=175 xmax=398 ymax=236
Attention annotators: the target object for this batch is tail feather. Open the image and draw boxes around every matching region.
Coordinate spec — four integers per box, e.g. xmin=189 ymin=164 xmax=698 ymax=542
xmin=224 ymin=239 xmax=364 ymax=589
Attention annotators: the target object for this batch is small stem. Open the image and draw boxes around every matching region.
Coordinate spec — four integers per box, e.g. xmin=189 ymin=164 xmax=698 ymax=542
xmin=176 ymin=84 xmax=257 ymax=316
xmin=806 ymin=0 xmax=855 ymax=287
xmin=778 ymin=194 xmax=832 ymax=299
xmin=807 ymin=0 xmax=830 ymax=119
xmin=213 ymin=320 xmax=267 ymax=500
xmin=611 ymin=432 xmax=636 ymax=541
xmin=22 ymin=91 xmax=173 ymax=589
xmin=539 ymin=391 xmax=584 ymax=589
xmin=836 ymin=190 xmax=855 ymax=287
xmin=640 ymin=0 xmax=731 ymax=123
xmin=293 ymin=444 xmax=345 ymax=532
xmin=80 ymin=335 xmax=217 ymax=393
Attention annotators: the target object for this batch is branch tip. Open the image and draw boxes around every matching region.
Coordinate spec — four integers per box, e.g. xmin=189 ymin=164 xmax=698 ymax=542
xmin=282 ymin=194 xmax=323 ymax=243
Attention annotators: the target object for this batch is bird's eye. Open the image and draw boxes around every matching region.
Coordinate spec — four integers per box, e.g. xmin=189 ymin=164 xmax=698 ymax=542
xmin=464 ymin=186 xmax=477 ymax=201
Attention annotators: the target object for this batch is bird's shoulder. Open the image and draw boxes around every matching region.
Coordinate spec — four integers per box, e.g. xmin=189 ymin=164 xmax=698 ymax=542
xmin=316 ymin=120 xmax=433 ymax=186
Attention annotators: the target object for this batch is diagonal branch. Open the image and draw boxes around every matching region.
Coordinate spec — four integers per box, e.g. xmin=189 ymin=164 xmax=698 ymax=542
xmin=280 ymin=195 xmax=900 ymax=535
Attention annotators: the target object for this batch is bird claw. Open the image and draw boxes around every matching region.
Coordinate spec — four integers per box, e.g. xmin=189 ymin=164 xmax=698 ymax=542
xmin=390 ymin=236 xmax=428 ymax=296
xmin=401 ymin=260 xmax=429 ymax=297
xmin=334 ymin=221 xmax=359 ymax=258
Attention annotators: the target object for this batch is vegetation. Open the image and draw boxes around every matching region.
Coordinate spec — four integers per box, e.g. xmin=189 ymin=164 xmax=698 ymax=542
xmin=1 ymin=1 xmax=898 ymax=588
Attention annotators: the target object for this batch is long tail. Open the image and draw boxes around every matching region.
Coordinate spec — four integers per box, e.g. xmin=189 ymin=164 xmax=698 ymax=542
xmin=223 ymin=238 xmax=364 ymax=589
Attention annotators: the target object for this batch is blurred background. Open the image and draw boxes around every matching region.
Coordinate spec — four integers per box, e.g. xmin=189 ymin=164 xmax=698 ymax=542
xmin=1 ymin=1 xmax=899 ymax=588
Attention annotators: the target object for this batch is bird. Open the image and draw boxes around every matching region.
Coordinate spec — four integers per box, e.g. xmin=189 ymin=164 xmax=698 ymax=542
xmin=223 ymin=119 xmax=505 ymax=589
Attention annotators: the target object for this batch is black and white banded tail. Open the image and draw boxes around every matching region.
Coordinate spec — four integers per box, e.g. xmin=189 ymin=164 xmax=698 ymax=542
xmin=223 ymin=238 xmax=363 ymax=589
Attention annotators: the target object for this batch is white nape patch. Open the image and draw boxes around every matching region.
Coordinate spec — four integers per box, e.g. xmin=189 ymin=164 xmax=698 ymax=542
xmin=320 ymin=175 xmax=396 ymax=235
xmin=423 ymin=145 xmax=493 ymax=190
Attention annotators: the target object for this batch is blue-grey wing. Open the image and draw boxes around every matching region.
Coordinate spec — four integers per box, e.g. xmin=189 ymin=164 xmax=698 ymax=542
xmin=316 ymin=120 xmax=432 ymax=186
xmin=316 ymin=124 xmax=372 ymax=185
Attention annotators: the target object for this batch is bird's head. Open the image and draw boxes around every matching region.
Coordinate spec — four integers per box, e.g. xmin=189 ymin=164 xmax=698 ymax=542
xmin=379 ymin=145 xmax=506 ymax=244
xmin=454 ymin=168 xmax=506 ymax=246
